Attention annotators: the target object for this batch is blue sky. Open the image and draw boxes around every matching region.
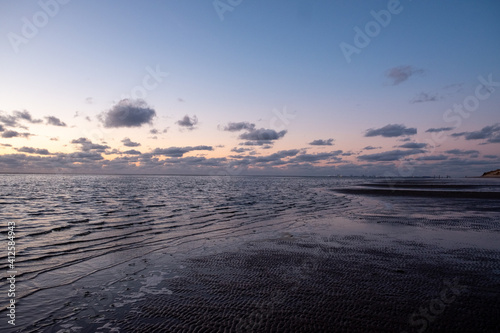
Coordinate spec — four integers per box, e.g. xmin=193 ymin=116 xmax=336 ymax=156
xmin=0 ymin=0 xmax=499 ymax=176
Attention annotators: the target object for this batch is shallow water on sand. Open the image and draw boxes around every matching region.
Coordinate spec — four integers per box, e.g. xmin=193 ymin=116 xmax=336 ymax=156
xmin=1 ymin=175 xmax=499 ymax=332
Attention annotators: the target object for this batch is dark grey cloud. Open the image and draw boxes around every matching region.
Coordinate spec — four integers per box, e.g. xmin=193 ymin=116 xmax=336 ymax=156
xmin=176 ymin=115 xmax=198 ymax=130
xmin=426 ymin=127 xmax=454 ymax=133
xmin=231 ymin=147 xmax=253 ymax=153
xmin=445 ymin=149 xmax=480 ymax=156
xmin=239 ymin=128 xmax=287 ymax=141
xmin=0 ymin=110 xmax=42 ymax=129
xmin=365 ymin=124 xmax=417 ymax=137
xmin=398 ymin=142 xmax=428 ymax=149
xmin=289 ymin=150 xmax=343 ymax=163
xmin=100 ymin=99 xmax=156 ymax=128
xmin=15 ymin=147 xmax=50 ymax=155
xmin=363 ymin=146 xmax=381 ymax=150
xmin=152 ymin=145 xmax=213 ymax=158
xmin=415 ymin=155 xmax=448 ymax=161
xmin=1 ymin=130 xmax=32 ymax=138
xmin=150 ymin=128 xmax=168 ymax=135
xmin=66 ymin=152 xmax=104 ymax=161
xmin=121 ymin=138 xmax=141 ymax=147
xmin=240 ymin=140 xmax=274 ymax=146
xmin=270 ymin=149 xmax=300 ymax=159
xmin=45 ymin=116 xmax=67 ymax=127
xmin=309 ymin=138 xmax=334 ymax=146
xmin=222 ymin=122 xmax=256 ymax=132
xmin=0 ymin=113 xmax=19 ymax=127
xmin=386 ymin=65 xmax=424 ymax=85
xmin=71 ymin=137 xmax=110 ymax=152
xmin=123 ymin=149 xmax=142 ymax=155
xmin=358 ymin=149 xmax=426 ymax=162
xmin=250 ymin=149 xmax=301 ymax=165
xmin=450 ymin=124 xmax=500 ymax=143
xmin=14 ymin=110 xmax=43 ymax=124
xmin=410 ymin=92 xmax=441 ymax=104
xmin=484 ymin=155 xmax=498 ymax=159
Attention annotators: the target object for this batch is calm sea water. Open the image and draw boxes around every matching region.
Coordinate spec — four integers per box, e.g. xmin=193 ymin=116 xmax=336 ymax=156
xmin=1 ymin=174 xmax=499 ymax=332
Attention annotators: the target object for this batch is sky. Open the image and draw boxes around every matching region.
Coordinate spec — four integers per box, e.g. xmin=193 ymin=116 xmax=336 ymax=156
xmin=0 ymin=0 xmax=499 ymax=177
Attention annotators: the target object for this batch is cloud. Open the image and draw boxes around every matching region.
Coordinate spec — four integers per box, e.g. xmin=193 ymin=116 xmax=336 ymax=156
xmin=66 ymin=152 xmax=104 ymax=161
xmin=309 ymin=138 xmax=334 ymax=146
xmin=123 ymin=149 xmax=142 ymax=155
xmin=231 ymin=147 xmax=254 ymax=153
xmin=85 ymin=97 xmax=94 ymax=104
xmin=15 ymin=147 xmax=50 ymax=155
xmin=365 ymin=124 xmax=417 ymax=137
xmin=248 ymin=149 xmax=301 ymax=166
xmin=100 ymin=99 xmax=156 ymax=128
xmin=0 ymin=110 xmax=42 ymax=129
xmin=239 ymin=128 xmax=287 ymax=141
xmin=450 ymin=124 xmax=500 ymax=143
xmin=425 ymin=127 xmax=454 ymax=133
xmin=398 ymin=142 xmax=428 ymax=149
xmin=152 ymin=145 xmax=213 ymax=157
xmin=176 ymin=115 xmax=198 ymax=130
xmin=484 ymin=155 xmax=498 ymax=159
xmin=13 ymin=110 xmax=43 ymax=124
xmin=222 ymin=122 xmax=256 ymax=132
xmin=0 ymin=113 xmax=19 ymax=127
xmin=1 ymin=130 xmax=32 ymax=138
xmin=363 ymin=146 xmax=381 ymax=150
xmin=386 ymin=65 xmax=424 ymax=85
xmin=358 ymin=149 xmax=426 ymax=162
xmin=289 ymin=150 xmax=343 ymax=163
xmin=240 ymin=140 xmax=274 ymax=146
xmin=71 ymin=137 xmax=110 ymax=152
xmin=45 ymin=116 xmax=67 ymax=127
xmin=445 ymin=149 xmax=480 ymax=156
xmin=410 ymin=92 xmax=441 ymax=104
xmin=415 ymin=155 xmax=448 ymax=161
xmin=121 ymin=138 xmax=141 ymax=147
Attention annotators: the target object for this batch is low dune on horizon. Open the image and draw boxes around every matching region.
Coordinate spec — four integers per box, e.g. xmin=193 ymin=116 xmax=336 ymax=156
xmin=481 ymin=169 xmax=500 ymax=177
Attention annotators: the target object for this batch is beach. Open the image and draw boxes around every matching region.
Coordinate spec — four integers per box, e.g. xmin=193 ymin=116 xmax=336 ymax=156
xmin=1 ymin=175 xmax=499 ymax=332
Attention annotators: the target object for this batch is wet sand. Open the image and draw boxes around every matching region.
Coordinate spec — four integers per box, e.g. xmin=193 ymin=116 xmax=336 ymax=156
xmin=113 ymin=233 xmax=499 ymax=332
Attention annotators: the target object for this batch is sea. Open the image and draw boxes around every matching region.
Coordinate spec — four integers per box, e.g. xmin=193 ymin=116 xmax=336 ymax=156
xmin=1 ymin=174 xmax=499 ymax=332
